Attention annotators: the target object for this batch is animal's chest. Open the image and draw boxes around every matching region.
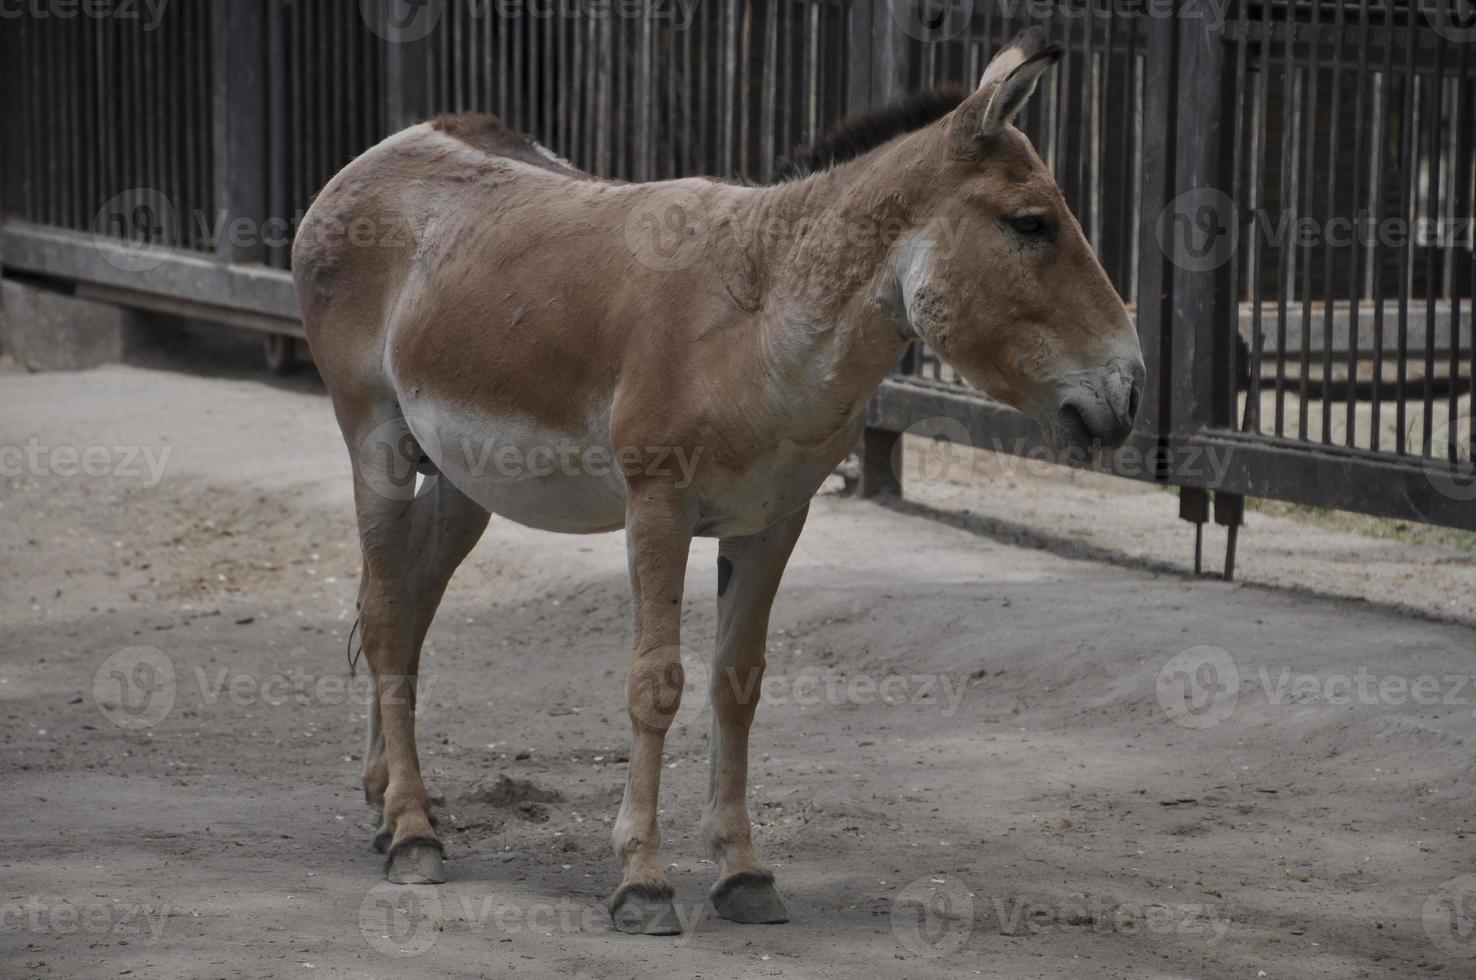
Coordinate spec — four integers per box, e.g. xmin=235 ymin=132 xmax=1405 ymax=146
xmin=694 ymin=418 xmax=863 ymax=537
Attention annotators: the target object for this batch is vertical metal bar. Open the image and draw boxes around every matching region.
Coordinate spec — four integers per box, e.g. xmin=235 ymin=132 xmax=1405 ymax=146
xmin=781 ymin=0 xmax=794 ymax=151
xmin=1449 ymin=43 xmax=1471 ymax=465
xmin=1118 ymin=14 xmax=1139 ymax=297
xmin=497 ymin=0 xmax=510 ymax=119
xmin=1244 ymin=0 xmax=1272 ymax=434
xmin=697 ymin=0 xmax=711 ymax=174
xmin=1081 ymin=11 xmax=1099 ymax=254
xmin=267 ymin=0 xmax=289 ymax=268
xmin=1135 ymin=11 xmax=1175 ymax=448
xmin=1421 ymin=46 xmax=1443 ymax=457
xmin=1296 ymin=0 xmax=1320 ymax=442
xmin=1273 ymin=0 xmax=1299 ymax=439
xmin=635 ymin=0 xmax=652 ymax=180
xmin=873 ymin=0 xmax=907 ymax=104
xmin=65 ymin=13 xmax=78 ymax=230
xmin=289 ymin=0 xmax=304 ymax=241
xmin=596 ymin=12 xmax=612 ymax=176
xmin=1367 ymin=2 xmax=1400 ymax=452
xmin=1319 ymin=0 xmax=1346 ymax=446
xmin=1344 ymin=0 xmax=1373 ymax=448
xmin=737 ymin=0 xmax=751 ymax=178
xmin=720 ymin=0 xmax=738 ymax=175
xmin=546 ymin=4 xmax=557 ymax=146
xmin=761 ymin=0 xmax=777 ymax=181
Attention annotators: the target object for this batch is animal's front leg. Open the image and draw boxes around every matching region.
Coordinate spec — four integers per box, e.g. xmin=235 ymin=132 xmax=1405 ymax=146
xmin=701 ymin=503 xmax=808 ymax=924
xmin=608 ymin=487 xmax=693 ymax=935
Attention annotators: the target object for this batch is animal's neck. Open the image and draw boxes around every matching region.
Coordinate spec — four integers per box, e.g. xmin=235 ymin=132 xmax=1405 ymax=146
xmin=734 ymin=130 xmax=937 ymax=425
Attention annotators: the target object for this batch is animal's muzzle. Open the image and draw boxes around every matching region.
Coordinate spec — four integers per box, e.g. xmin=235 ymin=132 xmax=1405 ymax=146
xmin=1054 ymin=359 xmax=1145 ymax=452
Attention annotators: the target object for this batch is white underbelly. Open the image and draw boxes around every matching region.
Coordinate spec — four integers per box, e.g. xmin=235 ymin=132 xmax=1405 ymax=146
xmin=401 ymin=399 xmax=627 ymax=533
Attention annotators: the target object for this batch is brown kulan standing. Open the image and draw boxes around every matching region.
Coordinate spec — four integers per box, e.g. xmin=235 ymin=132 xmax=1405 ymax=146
xmin=294 ymin=27 xmax=1144 ymax=934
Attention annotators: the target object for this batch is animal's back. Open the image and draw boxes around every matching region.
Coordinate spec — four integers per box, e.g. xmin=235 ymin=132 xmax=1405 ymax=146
xmin=292 ymin=115 xmax=593 ymax=388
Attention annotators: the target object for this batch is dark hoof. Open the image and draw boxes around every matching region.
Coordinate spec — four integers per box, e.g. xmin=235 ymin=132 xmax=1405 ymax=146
xmin=384 ymin=836 xmax=446 ymax=885
xmin=607 ymin=882 xmax=682 ymax=936
xmin=372 ymin=828 xmax=392 ymax=854
xmin=711 ymin=870 xmax=788 ymax=924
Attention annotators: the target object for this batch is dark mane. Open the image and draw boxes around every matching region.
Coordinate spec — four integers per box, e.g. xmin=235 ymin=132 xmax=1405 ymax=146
xmin=772 ymin=86 xmax=963 ymax=181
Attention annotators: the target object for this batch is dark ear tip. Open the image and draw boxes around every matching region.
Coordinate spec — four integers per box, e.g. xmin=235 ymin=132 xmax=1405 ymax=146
xmin=1009 ymin=26 xmax=1064 ymax=63
xmin=1012 ymin=24 xmax=1049 ymax=49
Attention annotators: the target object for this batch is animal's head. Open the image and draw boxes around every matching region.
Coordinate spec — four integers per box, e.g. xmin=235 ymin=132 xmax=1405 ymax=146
xmin=887 ymin=27 xmax=1144 ymax=453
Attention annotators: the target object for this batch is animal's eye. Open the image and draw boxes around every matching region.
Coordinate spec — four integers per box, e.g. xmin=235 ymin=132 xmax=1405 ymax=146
xmin=1008 ymin=215 xmax=1049 ymax=238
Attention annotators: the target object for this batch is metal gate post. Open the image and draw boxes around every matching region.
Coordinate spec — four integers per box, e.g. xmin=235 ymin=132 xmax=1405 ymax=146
xmin=212 ymin=0 xmax=269 ymax=264
xmin=854 ymin=0 xmax=914 ymax=498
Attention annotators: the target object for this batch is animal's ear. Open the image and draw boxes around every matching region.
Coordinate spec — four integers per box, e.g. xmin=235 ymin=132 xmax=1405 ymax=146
xmin=951 ymin=26 xmax=1064 ymax=145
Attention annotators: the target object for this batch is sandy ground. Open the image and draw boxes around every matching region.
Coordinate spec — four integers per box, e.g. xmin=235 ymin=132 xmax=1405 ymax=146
xmin=3 ymin=337 xmax=1476 ymax=980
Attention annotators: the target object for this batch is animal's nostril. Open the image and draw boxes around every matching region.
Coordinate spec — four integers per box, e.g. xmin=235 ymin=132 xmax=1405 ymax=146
xmin=1127 ymin=382 xmax=1141 ymax=423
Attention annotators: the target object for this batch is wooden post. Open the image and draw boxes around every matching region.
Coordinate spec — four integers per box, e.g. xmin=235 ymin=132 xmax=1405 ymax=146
xmin=1168 ymin=14 xmax=1229 ymax=442
xmin=212 ymin=0 xmax=269 ymax=265
xmin=859 ymin=426 xmax=903 ymax=499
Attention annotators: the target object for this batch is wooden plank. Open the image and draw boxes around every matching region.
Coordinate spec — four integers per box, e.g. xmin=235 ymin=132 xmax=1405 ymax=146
xmin=2 ymin=221 xmax=300 ymax=323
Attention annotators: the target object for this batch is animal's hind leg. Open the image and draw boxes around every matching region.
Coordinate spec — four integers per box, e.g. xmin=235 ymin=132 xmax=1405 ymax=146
xmin=350 ymin=422 xmax=489 ymax=884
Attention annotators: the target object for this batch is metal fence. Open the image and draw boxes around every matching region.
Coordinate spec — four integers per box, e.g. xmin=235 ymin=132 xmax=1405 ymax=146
xmin=1 ymin=0 xmax=1473 ymax=542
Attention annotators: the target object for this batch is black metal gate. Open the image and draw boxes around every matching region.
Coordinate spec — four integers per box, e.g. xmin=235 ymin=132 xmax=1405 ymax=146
xmin=1 ymin=0 xmax=1473 ymax=535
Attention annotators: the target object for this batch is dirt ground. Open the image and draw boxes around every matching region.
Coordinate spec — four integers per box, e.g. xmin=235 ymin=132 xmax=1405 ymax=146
xmin=3 ymin=335 xmax=1476 ymax=980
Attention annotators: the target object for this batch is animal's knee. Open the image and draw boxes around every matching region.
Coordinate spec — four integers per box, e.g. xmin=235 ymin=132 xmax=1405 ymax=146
xmin=626 ymin=651 xmax=685 ymax=732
